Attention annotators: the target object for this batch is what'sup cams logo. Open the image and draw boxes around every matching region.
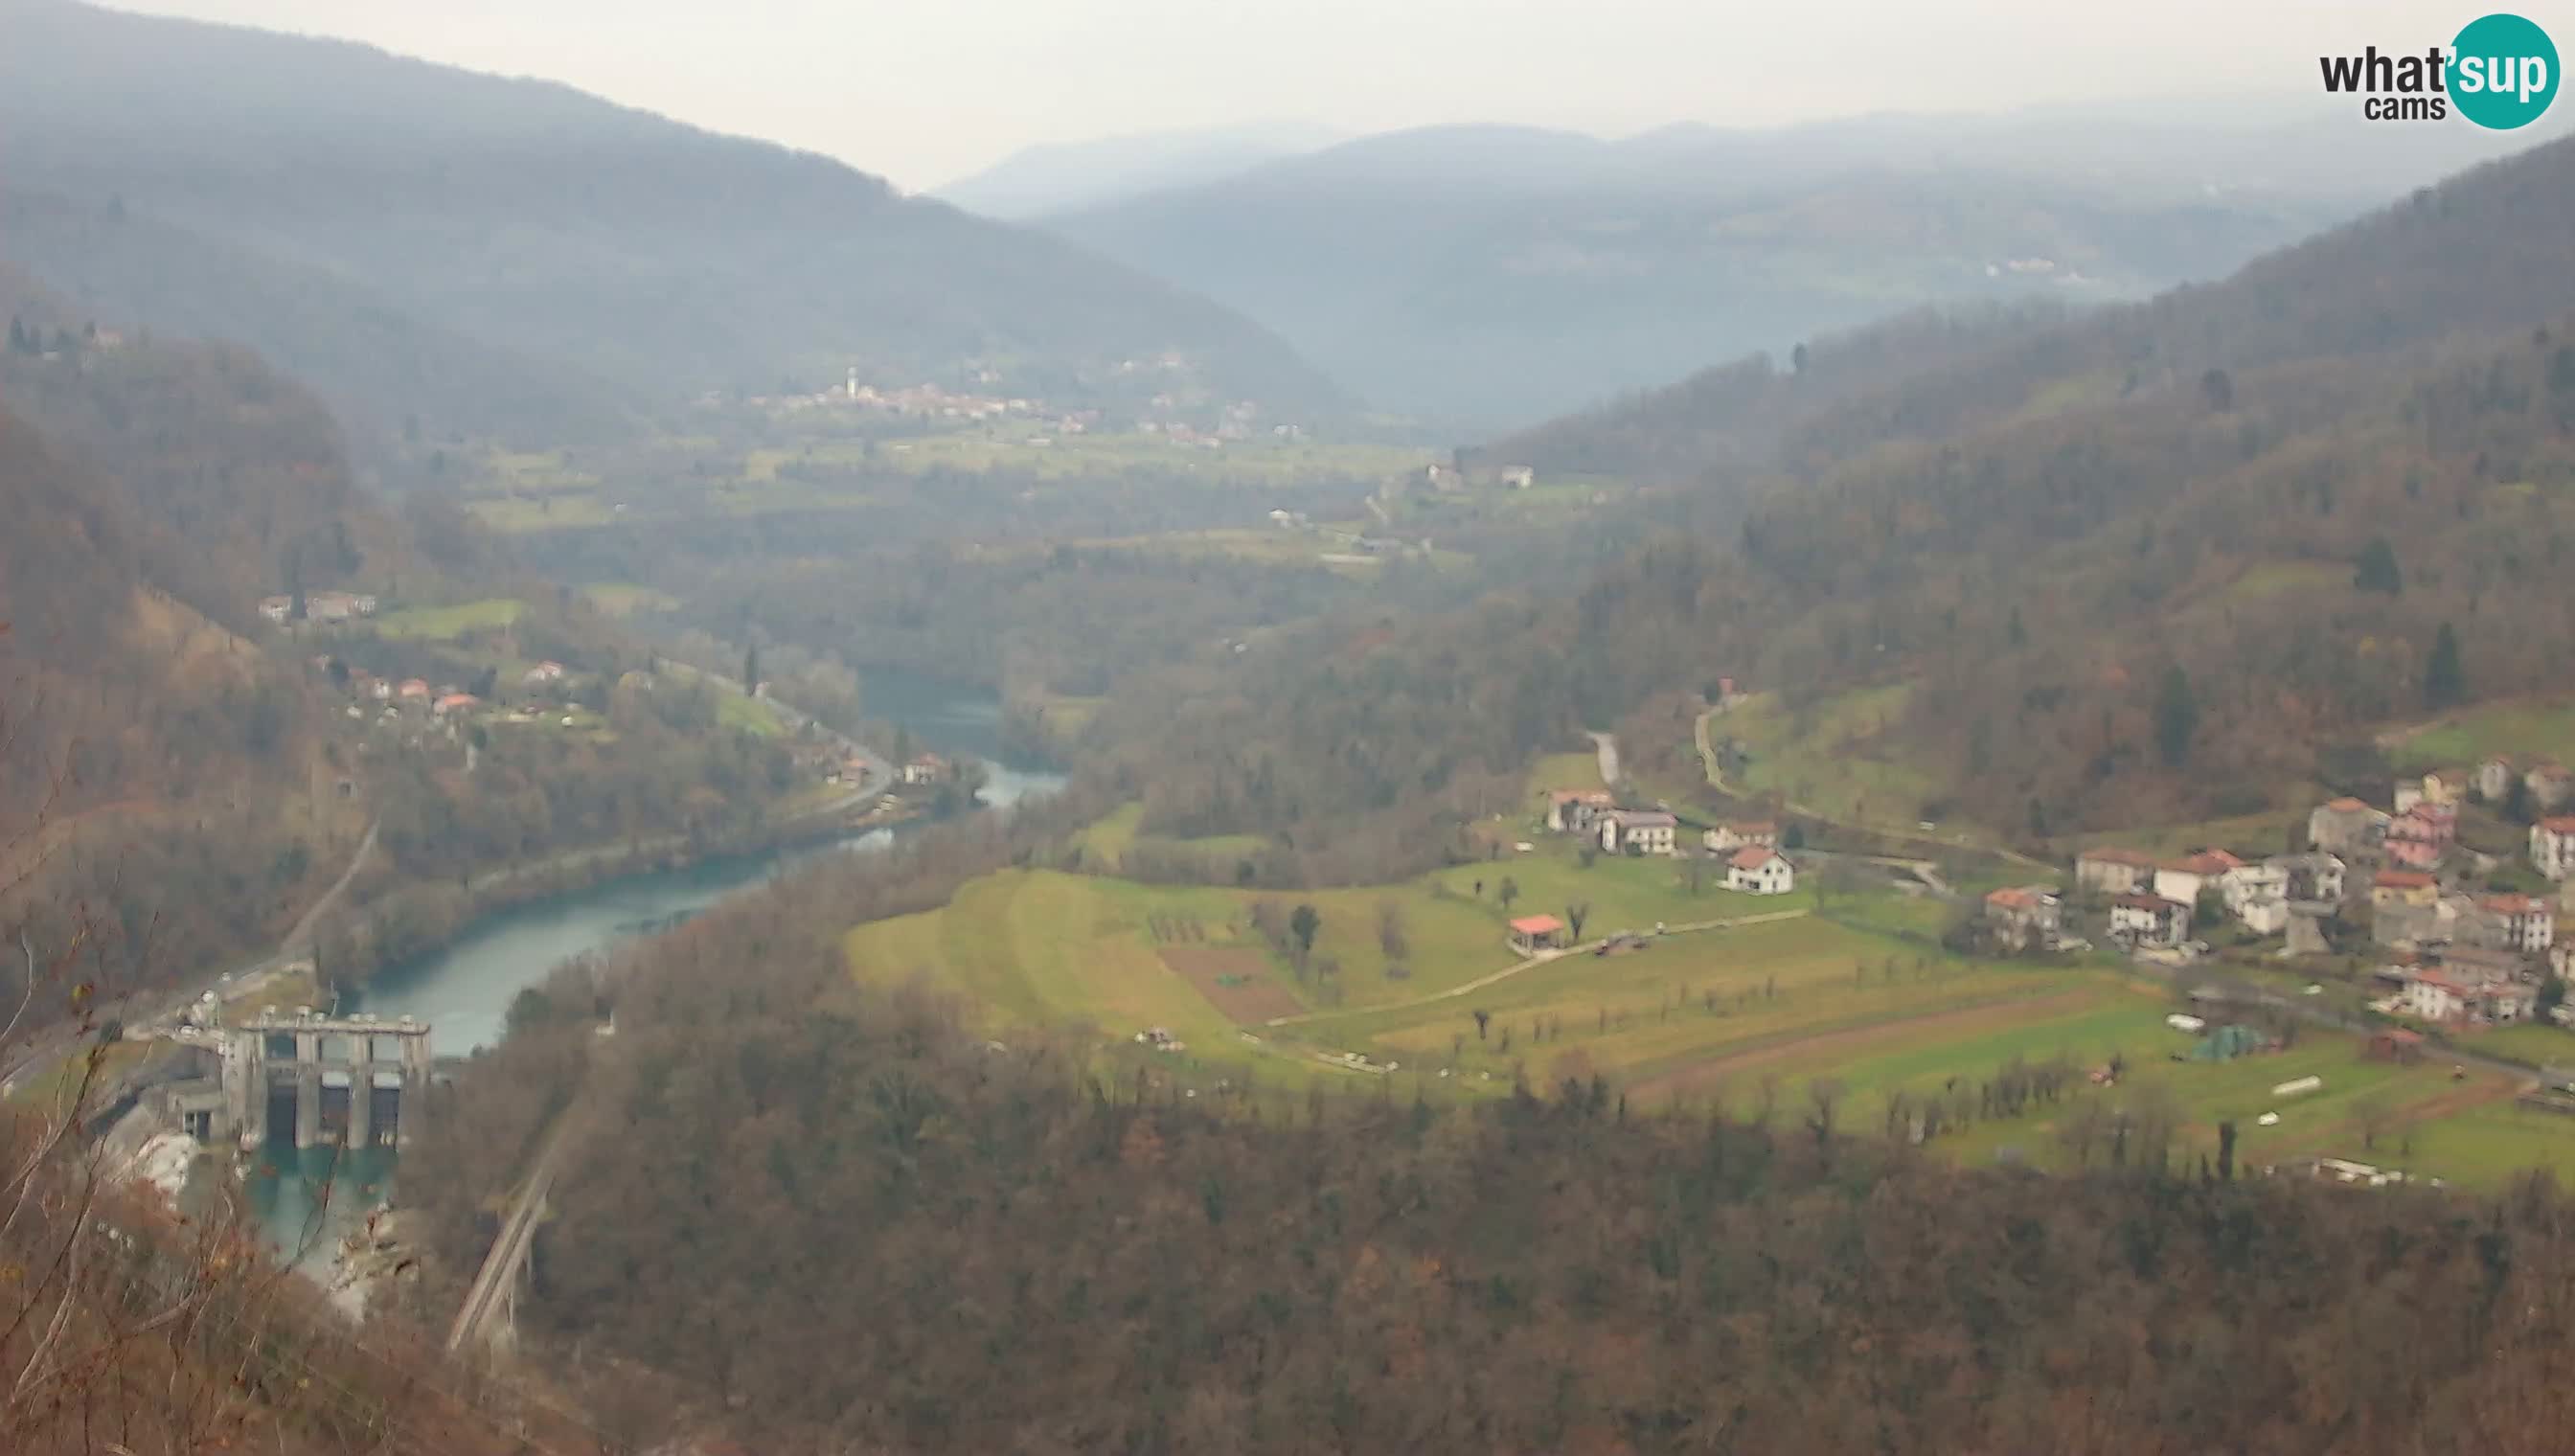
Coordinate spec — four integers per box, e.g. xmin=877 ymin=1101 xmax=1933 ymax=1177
xmin=2319 ymin=11 xmax=2559 ymax=127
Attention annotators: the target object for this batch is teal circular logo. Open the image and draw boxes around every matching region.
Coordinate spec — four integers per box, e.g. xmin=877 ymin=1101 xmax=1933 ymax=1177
xmin=2451 ymin=12 xmax=2559 ymax=128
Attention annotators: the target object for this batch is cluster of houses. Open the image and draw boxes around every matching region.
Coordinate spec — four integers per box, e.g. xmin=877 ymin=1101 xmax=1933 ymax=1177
xmin=1540 ymin=791 xmax=1796 ymax=896
xmin=259 ymin=590 xmax=378 ymax=625
xmin=2046 ymin=757 xmax=2575 ymax=1032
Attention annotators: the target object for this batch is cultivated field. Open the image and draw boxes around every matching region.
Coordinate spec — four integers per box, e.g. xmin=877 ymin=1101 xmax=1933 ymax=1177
xmin=836 ymin=808 xmax=2575 ymax=1188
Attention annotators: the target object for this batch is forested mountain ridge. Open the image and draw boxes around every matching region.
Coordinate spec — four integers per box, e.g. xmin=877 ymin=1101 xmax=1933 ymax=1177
xmin=1057 ymin=133 xmax=2575 ymax=864
xmin=1524 ymin=132 xmax=2575 ymax=833
xmin=1042 ymin=111 xmax=2545 ymax=426
xmin=0 ymin=0 xmax=1347 ymax=450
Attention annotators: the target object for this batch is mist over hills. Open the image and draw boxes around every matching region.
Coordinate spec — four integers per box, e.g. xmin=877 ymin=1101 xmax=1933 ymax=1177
xmin=1044 ymin=107 xmax=2562 ymax=427
xmin=933 ymin=120 xmax=1344 ymax=220
xmin=0 ymin=0 xmax=1348 ymax=451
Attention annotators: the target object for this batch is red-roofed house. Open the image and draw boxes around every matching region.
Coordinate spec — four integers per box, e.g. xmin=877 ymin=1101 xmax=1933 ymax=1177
xmin=1507 ymin=915 xmax=1565 ymax=955
xmin=1984 ymin=885 xmax=2062 ymax=951
xmin=1726 ymin=846 xmax=1795 ymax=895
xmin=397 ymin=678 xmax=431 ymax=700
xmin=2533 ymin=817 xmax=2575 ymax=880
xmin=2384 ymin=804 xmax=2456 ymax=871
xmin=2482 ymin=894 xmax=2555 ymax=954
xmin=2153 ymin=851 xmax=2245 ymax=910
xmin=431 ymin=693 xmax=479 ymax=717
xmin=2307 ymin=797 xmax=2388 ymax=856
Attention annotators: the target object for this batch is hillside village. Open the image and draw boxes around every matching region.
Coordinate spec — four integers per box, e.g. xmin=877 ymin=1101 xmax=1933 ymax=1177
xmin=2041 ymin=756 xmax=2575 ymax=1044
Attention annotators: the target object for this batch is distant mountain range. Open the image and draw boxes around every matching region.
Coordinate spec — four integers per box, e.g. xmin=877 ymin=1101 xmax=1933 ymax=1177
xmin=934 ymin=121 xmax=1343 ymax=220
xmin=1040 ymin=108 xmax=2564 ymax=428
xmin=0 ymin=0 xmax=1348 ymax=451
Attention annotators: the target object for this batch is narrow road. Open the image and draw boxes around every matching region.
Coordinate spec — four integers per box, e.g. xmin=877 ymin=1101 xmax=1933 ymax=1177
xmin=1 ymin=816 xmax=380 ymax=1095
xmin=281 ymin=817 xmax=378 ymax=954
xmin=447 ymin=1109 xmax=581 ymax=1353
xmin=1693 ymin=706 xmax=2052 ymax=873
xmin=1587 ymin=730 xmax=1622 ymax=787
xmin=1263 ymin=907 xmax=1813 ymax=1029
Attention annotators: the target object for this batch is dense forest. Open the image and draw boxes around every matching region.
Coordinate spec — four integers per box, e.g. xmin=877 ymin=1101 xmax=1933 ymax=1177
xmin=404 ymin=839 xmax=2575 ymax=1455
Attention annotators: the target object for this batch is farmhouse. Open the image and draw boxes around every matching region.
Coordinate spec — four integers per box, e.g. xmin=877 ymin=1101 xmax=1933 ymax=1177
xmin=1507 ymin=915 xmax=1565 ymax=955
xmin=2531 ymin=817 xmax=2575 ymax=880
xmin=2073 ymin=847 xmax=2157 ymax=896
xmin=1701 ymin=820 xmax=1778 ymax=853
xmin=1598 ymin=810 xmax=1678 ymax=856
xmin=900 ymin=754 xmax=949 ymax=786
xmin=258 ymin=595 xmax=291 ymax=624
xmin=1726 ymin=846 xmax=1795 ymax=895
xmin=2307 ymin=798 xmax=2388 ymax=857
xmin=2153 ymin=851 xmax=2244 ymax=911
xmin=1545 ymin=789 xmax=1616 ymax=833
xmin=1983 ymin=885 xmax=2062 ymax=951
xmin=2108 ymin=893 xmax=2191 ymax=947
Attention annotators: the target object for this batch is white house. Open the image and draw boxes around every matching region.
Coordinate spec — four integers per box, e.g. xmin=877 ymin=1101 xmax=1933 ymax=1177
xmin=2404 ymin=970 xmax=2470 ymax=1024
xmin=1726 ymin=846 xmax=1795 ymax=895
xmin=2477 ymin=756 xmax=2518 ymax=803
xmin=2532 ymin=817 xmax=2575 ymax=880
xmin=2153 ymin=851 xmax=2244 ymax=911
xmin=2481 ymin=894 xmax=2555 ymax=954
xmin=2109 ymin=893 xmax=2191 ymax=947
xmin=2237 ymin=895 xmax=2291 ymax=937
xmin=258 ymin=595 xmax=292 ymax=624
xmin=2220 ymin=860 xmax=2290 ymax=916
xmin=1599 ymin=810 xmax=1678 ymax=856
xmin=1702 ymin=820 xmax=1779 ymax=854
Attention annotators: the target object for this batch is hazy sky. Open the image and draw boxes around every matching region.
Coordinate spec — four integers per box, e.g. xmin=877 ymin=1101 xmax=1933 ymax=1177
xmin=112 ymin=1 xmax=2498 ymax=190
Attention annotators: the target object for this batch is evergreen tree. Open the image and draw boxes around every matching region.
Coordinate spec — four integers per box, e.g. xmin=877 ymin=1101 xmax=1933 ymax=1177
xmin=2354 ymin=536 xmax=2404 ymax=595
xmin=2153 ymin=665 xmax=2198 ymax=767
xmin=2426 ymin=623 xmax=2465 ymax=709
